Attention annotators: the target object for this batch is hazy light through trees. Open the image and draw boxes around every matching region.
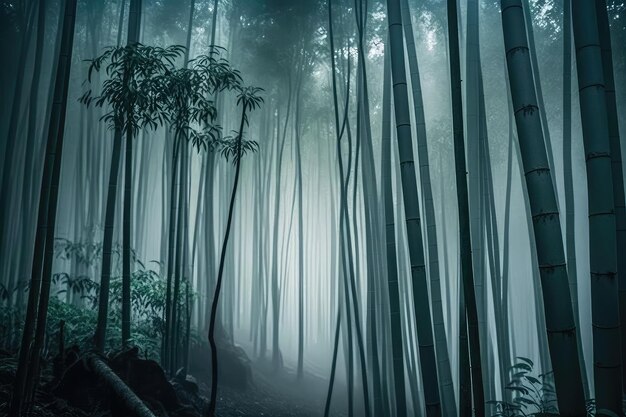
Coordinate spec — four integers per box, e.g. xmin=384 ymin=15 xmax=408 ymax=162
xmin=1 ymin=0 xmax=626 ymax=416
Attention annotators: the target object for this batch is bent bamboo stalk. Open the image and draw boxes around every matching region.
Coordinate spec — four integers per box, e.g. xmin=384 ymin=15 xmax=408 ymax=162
xmin=86 ymin=354 xmax=156 ymax=417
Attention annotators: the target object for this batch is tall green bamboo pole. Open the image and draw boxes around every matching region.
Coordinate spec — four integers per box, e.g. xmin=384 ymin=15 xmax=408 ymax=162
xmin=561 ymin=0 xmax=590 ymax=399
xmin=295 ymin=60 xmax=305 ymax=379
xmin=10 ymin=0 xmax=78 ymax=413
xmin=95 ymin=0 xmax=142 ymax=351
xmin=571 ymin=1 xmax=622 ymax=412
xmin=386 ymin=0 xmax=441 ymax=415
xmin=447 ymin=0 xmax=485 ymax=414
xmin=596 ymin=0 xmax=626 ymax=395
xmin=207 ymin=102 xmax=250 ymax=417
xmin=501 ymin=1 xmax=586 ymax=415
xmin=121 ymin=0 xmax=142 ymax=347
xmin=353 ymin=2 xmax=385 ymax=411
xmin=381 ymin=40 xmax=407 ymax=417
xmin=399 ymin=0 xmax=455 ymax=413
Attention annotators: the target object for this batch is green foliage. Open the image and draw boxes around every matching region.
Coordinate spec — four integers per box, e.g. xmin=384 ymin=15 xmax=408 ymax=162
xmin=54 ymin=237 xmax=103 ymax=267
xmin=46 ymin=297 xmax=104 ymax=352
xmin=216 ymin=86 xmax=264 ymax=163
xmin=236 ymin=85 xmax=265 ymax=111
xmin=0 ymin=282 xmax=21 ymax=303
xmin=80 ymin=43 xmax=186 ymax=135
xmin=488 ymin=357 xmax=557 ymax=416
xmin=215 ymin=135 xmax=259 ymax=163
xmin=0 ymin=305 xmax=21 ymax=346
xmin=2 ymin=248 xmax=193 ymax=360
xmin=109 ymin=266 xmax=168 ymax=324
xmin=0 ymin=284 xmax=8 ymax=302
xmin=158 ymin=48 xmax=242 ymax=151
xmin=44 ymin=264 xmax=178 ymax=360
xmin=52 ymin=273 xmax=99 ymax=302
xmin=80 ymin=43 xmax=264 ymax=161
xmin=53 ymin=237 xmax=141 ymax=269
xmin=490 ymin=357 xmax=597 ymax=417
xmin=49 ymin=225 xmax=200 ymax=361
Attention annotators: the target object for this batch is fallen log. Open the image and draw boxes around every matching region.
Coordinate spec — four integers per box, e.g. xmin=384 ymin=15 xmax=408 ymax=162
xmin=85 ymin=354 xmax=156 ymax=417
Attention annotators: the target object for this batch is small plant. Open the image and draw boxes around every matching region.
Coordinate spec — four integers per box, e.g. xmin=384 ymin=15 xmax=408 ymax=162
xmin=490 ymin=357 xmax=600 ymax=417
xmin=11 ymin=238 xmax=194 ymax=360
xmin=489 ymin=357 xmax=558 ymax=417
xmin=43 ymin=264 xmax=182 ymax=360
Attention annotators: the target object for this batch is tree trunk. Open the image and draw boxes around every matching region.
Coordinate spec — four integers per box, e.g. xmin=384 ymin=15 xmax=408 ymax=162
xmin=10 ymin=0 xmax=78 ymax=413
xmin=522 ymin=0 xmax=559 ymax=196
xmin=386 ymin=0 xmax=441 ymax=415
xmin=0 ymin=4 xmax=36 ymax=269
xmin=596 ymin=0 xmax=626 ymax=396
xmin=163 ymin=135 xmax=181 ymax=369
xmin=170 ymin=142 xmax=186 ymax=372
xmin=271 ymin=93 xmax=291 ymax=371
xmin=561 ymin=0 xmax=590 ymax=399
xmin=502 ymin=70 xmax=514 ymax=396
xmin=116 ymin=0 xmax=127 ymax=46
xmin=477 ymin=68 xmax=509 ymax=398
xmin=464 ymin=4 xmax=488 ymax=401
xmin=447 ymin=0 xmax=485 ymax=414
xmin=86 ymin=355 xmax=156 ymax=417
xmin=381 ymin=42 xmax=407 ymax=417
xmin=207 ymin=105 xmax=248 ymax=417
xmin=121 ymin=0 xmax=142 ymax=349
xmin=14 ymin=0 xmax=46 ymax=358
xmin=95 ymin=0 xmax=142 ymax=353
xmin=323 ymin=311 xmax=341 ymax=417
xmin=122 ymin=126 xmax=133 ymax=346
xmin=500 ymin=1 xmax=587 ymax=415
xmin=295 ymin=69 xmax=305 ymax=380
xmin=352 ymin=3 xmax=385 ymax=413
xmin=571 ymin=0 xmax=623 ymax=412
xmin=399 ymin=0 xmax=455 ymax=413
xmin=95 ymin=130 xmax=123 ymax=352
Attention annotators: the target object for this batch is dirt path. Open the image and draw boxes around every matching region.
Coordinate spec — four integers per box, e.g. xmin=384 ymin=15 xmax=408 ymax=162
xmin=207 ymin=361 xmax=348 ymax=417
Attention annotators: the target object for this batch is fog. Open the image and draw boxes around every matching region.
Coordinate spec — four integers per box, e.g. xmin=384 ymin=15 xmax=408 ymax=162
xmin=1 ymin=0 xmax=626 ymax=416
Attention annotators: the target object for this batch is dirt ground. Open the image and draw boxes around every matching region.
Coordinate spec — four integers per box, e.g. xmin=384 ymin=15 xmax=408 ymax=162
xmin=0 ymin=351 xmax=350 ymax=417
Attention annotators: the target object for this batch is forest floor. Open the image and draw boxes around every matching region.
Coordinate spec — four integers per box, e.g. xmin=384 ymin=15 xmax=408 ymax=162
xmin=209 ymin=362 xmax=342 ymax=417
xmin=0 ymin=349 xmax=348 ymax=417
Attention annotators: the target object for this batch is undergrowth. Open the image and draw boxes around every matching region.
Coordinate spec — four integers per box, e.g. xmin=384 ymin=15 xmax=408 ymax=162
xmin=490 ymin=357 xmax=620 ymax=417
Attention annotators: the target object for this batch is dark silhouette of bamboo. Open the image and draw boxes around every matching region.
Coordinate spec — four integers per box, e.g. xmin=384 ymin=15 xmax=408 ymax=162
xmin=0 ymin=4 xmax=36 ymax=269
xmin=207 ymin=104 xmax=248 ymax=417
xmin=121 ymin=118 xmax=133 ymax=346
xmin=400 ymin=0 xmax=455 ymax=413
xmin=95 ymin=0 xmax=142 ymax=352
xmin=562 ymin=0 xmax=590 ymax=398
xmin=596 ymin=0 xmax=626 ymax=395
xmin=447 ymin=0 xmax=485 ymax=414
xmin=572 ymin=0 xmax=622 ymax=411
xmin=16 ymin=0 xmax=46 ymax=357
xmin=501 ymin=0 xmax=587 ymax=414
xmin=95 ymin=130 xmax=123 ymax=352
xmin=381 ymin=40 xmax=407 ymax=417
xmin=94 ymin=0 xmax=127 ymax=350
xmin=387 ymin=0 xmax=442 ymax=415
xmin=121 ymin=0 xmax=142 ymax=348
xmin=295 ymin=64 xmax=305 ymax=379
xmin=271 ymin=84 xmax=292 ymax=372
xmin=352 ymin=3 xmax=385 ymax=413
xmin=10 ymin=0 xmax=77 ymax=413
xmin=323 ymin=311 xmax=341 ymax=417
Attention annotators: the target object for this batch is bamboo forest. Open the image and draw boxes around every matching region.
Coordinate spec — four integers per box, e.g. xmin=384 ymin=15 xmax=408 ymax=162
xmin=2 ymin=0 xmax=626 ymax=416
